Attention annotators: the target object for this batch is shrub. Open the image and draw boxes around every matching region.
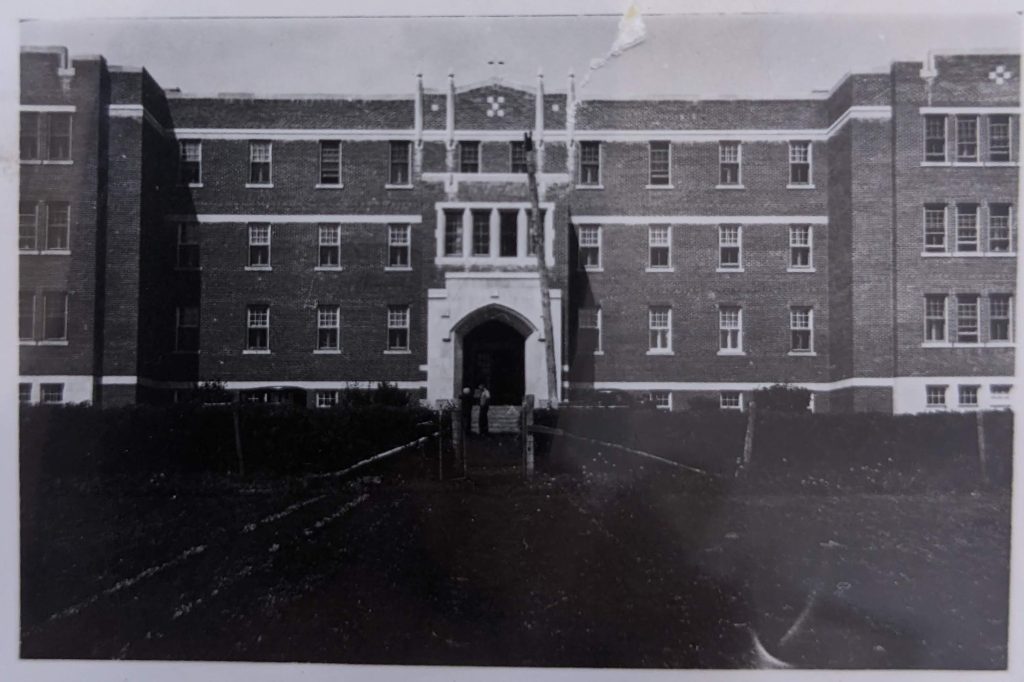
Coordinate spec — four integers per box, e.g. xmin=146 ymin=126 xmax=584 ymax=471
xmin=752 ymin=385 xmax=811 ymax=413
xmin=687 ymin=396 xmax=720 ymax=412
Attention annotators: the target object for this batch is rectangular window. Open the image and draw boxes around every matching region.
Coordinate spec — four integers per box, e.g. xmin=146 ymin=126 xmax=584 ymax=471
xmin=180 ymin=140 xmax=202 ymax=185
xmin=40 ymin=383 xmax=64 ymax=404
xmin=579 ymin=141 xmax=601 ymax=185
xmin=387 ymin=305 xmax=410 ymax=351
xmin=42 ymin=292 xmax=67 ymax=341
xmin=989 ymin=204 xmax=1012 ymax=252
xmin=719 ymin=225 xmax=742 ymax=269
xmin=923 ymin=205 xmax=947 ymax=252
xmin=19 ymin=202 xmax=37 ymax=250
xmin=248 ymin=224 xmax=271 ymax=267
xmin=924 ymin=115 xmax=946 ymax=161
xmin=955 ymin=204 xmax=978 ymax=252
xmin=955 ymin=115 xmax=978 ymax=162
xmin=988 ymin=115 xmax=1011 ymax=162
xmin=246 ymin=305 xmax=270 ymax=350
xmin=45 ymin=202 xmax=70 ymax=251
xmin=956 ymin=294 xmax=979 ymax=343
xmin=317 ymin=305 xmax=340 ymax=350
xmin=720 ymin=392 xmax=742 ymax=410
xmin=510 ymin=141 xmax=528 ymax=173
xmin=249 ymin=141 xmax=272 ymax=184
xmin=990 ymin=294 xmax=1013 ymax=342
xmin=649 ymin=306 xmax=672 ymax=352
xmin=991 ymin=385 xmax=1012 ymax=402
xmin=318 ymin=224 xmax=341 ymax=268
xmin=649 ymin=141 xmax=671 ymax=186
xmin=578 ymin=306 xmax=602 ymax=354
xmin=958 ymin=385 xmax=979 ymax=407
xmin=20 ymin=112 xmax=40 ymax=160
xmin=18 ymin=383 xmax=31 ymax=404
xmin=719 ymin=141 xmax=741 ymax=185
xmin=319 ymin=140 xmax=341 ymax=185
xmin=444 ymin=209 xmax=463 ymax=257
xmin=315 ymin=391 xmax=339 ymax=408
xmin=924 ymin=294 xmax=947 ymax=342
xmin=19 ymin=292 xmax=34 ymax=340
xmin=459 ymin=141 xmax=480 ymax=173
xmin=790 ymin=306 xmax=813 ymax=353
xmin=499 ymin=209 xmax=518 ymax=257
xmin=719 ymin=306 xmax=742 ymax=353
xmin=177 ymin=222 xmax=200 ymax=269
xmin=387 ymin=224 xmax=411 ymax=268
xmin=175 ymin=306 xmax=199 ymax=352
xmin=649 ymin=225 xmax=671 ymax=269
xmin=578 ymin=225 xmax=601 ymax=270
xmin=926 ymin=385 xmax=947 ymax=407
xmin=789 ymin=141 xmax=811 ymax=185
xmin=389 ymin=141 xmax=411 ymax=185
xmin=652 ymin=392 xmax=672 ymax=410
xmin=789 ymin=225 xmax=812 ymax=268
xmin=47 ymin=113 xmax=72 ymax=161
xmin=471 ymin=210 xmax=491 ymax=256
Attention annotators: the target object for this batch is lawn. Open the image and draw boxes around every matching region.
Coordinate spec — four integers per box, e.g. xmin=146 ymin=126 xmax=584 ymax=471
xmin=20 ymin=444 xmax=1010 ymax=669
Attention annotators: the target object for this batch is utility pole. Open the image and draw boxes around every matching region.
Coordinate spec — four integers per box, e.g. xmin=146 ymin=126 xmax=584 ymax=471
xmin=524 ymin=132 xmax=559 ymax=407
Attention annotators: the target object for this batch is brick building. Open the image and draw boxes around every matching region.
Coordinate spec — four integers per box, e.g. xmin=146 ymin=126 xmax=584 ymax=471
xmin=18 ymin=46 xmax=1018 ymax=413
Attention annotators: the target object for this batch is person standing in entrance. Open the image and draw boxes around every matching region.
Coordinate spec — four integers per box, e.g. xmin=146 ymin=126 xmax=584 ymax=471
xmin=459 ymin=386 xmax=474 ymax=435
xmin=478 ymin=384 xmax=491 ymax=436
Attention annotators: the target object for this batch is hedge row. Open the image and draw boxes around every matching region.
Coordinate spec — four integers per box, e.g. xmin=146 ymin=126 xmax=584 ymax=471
xmin=533 ymin=408 xmax=1013 ymax=492
xmin=20 ymin=403 xmax=437 ymax=480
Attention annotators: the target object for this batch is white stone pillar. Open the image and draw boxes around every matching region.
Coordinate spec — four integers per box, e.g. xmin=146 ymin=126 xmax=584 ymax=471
xmin=488 ymin=208 xmax=500 ymax=257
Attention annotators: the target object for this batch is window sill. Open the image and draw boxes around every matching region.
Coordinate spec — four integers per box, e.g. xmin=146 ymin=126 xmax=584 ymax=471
xmin=787 ymin=184 xmax=816 ymax=190
xmin=717 ymin=350 xmax=746 ymax=356
xmin=37 ymin=340 xmax=69 ymax=346
xmin=19 ymin=250 xmax=39 ymax=255
xmin=715 ymin=184 xmax=745 ymax=190
xmin=919 ymin=161 xmax=1016 ymax=167
xmin=716 ymin=267 xmax=745 ymax=273
xmin=383 ymin=349 xmax=412 ymax=355
xmin=593 ymin=350 xmax=605 ymax=356
xmin=384 ymin=184 xmax=414 ymax=190
xmin=788 ymin=351 xmax=817 ymax=357
xmin=313 ymin=349 xmax=342 ymax=355
xmin=315 ymin=183 xmax=344 ymax=189
xmin=39 ymin=249 xmax=71 ymax=256
xmin=314 ymin=266 xmax=343 ymax=272
xmin=646 ymin=349 xmax=674 ymax=356
xmin=645 ymin=184 xmax=675 ymax=190
xmin=645 ymin=267 xmax=675 ymax=273
xmin=384 ymin=266 xmax=413 ymax=272
xmin=245 ymin=266 xmax=272 ymax=271
xmin=245 ymin=183 xmax=274 ymax=189
xmin=582 ymin=267 xmax=604 ymax=273
xmin=920 ymin=251 xmax=1016 ymax=258
xmin=186 ymin=182 xmax=204 ymax=188
xmin=574 ymin=184 xmax=604 ymax=190
xmin=21 ymin=159 xmax=74 ymax=166
xmin=786 ymin=267 xmax=816 ymax=273
xmin=921 ymin=342 xmax=1014 ymax=349
xmin=242 ymin=349 xmax=271 ymax=355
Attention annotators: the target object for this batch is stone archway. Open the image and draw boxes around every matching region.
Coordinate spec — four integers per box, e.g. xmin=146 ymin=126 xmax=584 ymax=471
xmin=452 ymin=304 xmax=537 ymax=406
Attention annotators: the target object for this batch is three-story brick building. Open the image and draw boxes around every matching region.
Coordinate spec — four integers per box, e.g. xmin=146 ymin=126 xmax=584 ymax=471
xmin=18 ymin=46 xmax=1018 ymax=413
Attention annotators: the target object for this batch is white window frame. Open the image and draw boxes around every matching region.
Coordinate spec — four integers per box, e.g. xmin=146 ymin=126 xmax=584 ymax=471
xmin=648 ymin=306 xmax=672 ymax=354
xmin=925 ymin=385 xmax=947 ymax=408
xmin=648 ymin=141 xmax=671 ymax=187
xmin=510 ymin=141 xmax=528 ymax=173
xmin=41 ymin=292 xmax=68 ymax=342
xmin=720 ymin=391 xmax=743 ymax=410
xmin=923 ymin=205 xmax=947 ymax=253
xmin=180 ymin=139 xmax=202 ymax=186
xmin=578 ymin=141 xmax=602 ymax=187
xmin=247 ymin=224 xmax=272 ymax=269
xmin=318 ymin=140 xmax=342 ymax=187
xmin=578 ymin=225 xmax=602 ymax=271
xmin=40 ymin=383 xmax=64 ymax=404
xmin=652 ymin=391 xmax=672 ymax=410
xmin=578 ymin=306 xmax=602 ymax=354
xmin=923 ymin=115 xmax=947 ymax=162
xmin=958 ymin=384 xmax=980 ymax=408
xmin=789 ymin=306 xmax=814 ymax=354
xmin=44 ymin=201 xmax=70 ymax=252
xmin=19 ymin=291 xmax=35 ymax=342
xmin=459 ymin=141 xmax=480 ymax=173
xmin=924 ymin=294 xmax=948 ymax=344
xmin=955 ymin=115 xmax=978 ymax=163
xmin=247 ymin=141 xmax=273 ymax=186
xmin=648 ymin=225 xmax=672 ymax=271
xmin=956 ymin=294 xmax=980 ymax=344
xmin=316 ymin=304 xmax=341 ymax=351
xmin=718 ymin=141 xmax=742 ymax=187
xmin=718 ymin=305 xmax=743 ymax=354
xmin=386 ymin=224 xmax=411 ymax=270
xmin=19 ymin=201 xmax=37 ymax=251
xmin=317 ymin=224 xmax=341 ymax=269
xmin=988 ymin=114 xmax=1012 ymax=162
xmin=315 ymin=391 xmax=340 ymax=408
xmin=989 ymin=294 xmax=1013 ymax=343
xmin=718 ymin=225 xmax=743 ymax=271
xmin=470 ymin=210 xmax=491 ymax=257
xmin=788 ymin=141 xmax=812 ymax=187
xmin=788 ymin=225 xmax=813 ymax=270
xmin=245 ymin=304 xmax=270 ymax=352
xmin=18 ymin=383 xmax=32 ymax=404
xmin=386 ymin=304 xmax=410 ymax=352
xmin=955 ymin=204 xmax=979 ymax=253
xmin=988 ymin=204 xmax=1014 ymax=253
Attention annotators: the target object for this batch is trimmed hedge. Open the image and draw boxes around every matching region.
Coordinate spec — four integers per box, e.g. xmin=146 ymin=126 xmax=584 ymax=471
xmin=20 ymin=403 xmax=436 ymax=480
xmin=533 ymin=408 xmax=1013 ymax=492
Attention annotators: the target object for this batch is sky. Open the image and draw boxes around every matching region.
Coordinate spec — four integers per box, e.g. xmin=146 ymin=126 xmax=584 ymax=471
xmin=18 ymin=9 xmax=1023 ymax=99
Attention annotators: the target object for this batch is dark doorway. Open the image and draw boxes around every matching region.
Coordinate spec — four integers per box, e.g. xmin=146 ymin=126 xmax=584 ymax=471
xmin=461 ymin=319 xmax=525 ymax=405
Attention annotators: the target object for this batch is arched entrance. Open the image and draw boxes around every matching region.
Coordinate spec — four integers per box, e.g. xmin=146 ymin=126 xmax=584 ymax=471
xmin=452 ymin=304 xmax=535 ymax=406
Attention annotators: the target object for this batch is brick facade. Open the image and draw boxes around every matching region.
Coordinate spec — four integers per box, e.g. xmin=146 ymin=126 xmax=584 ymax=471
xmin=18 ymin=48 xmax=1018 ymax=413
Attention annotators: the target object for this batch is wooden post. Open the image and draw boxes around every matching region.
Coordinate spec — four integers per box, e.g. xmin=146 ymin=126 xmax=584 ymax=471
xmin=524 ymin=133 xmax=559 ymax=408
xmin=232 ymin=404 xmax=245 ymax=477
xmin=522 ymin=394 xmax=535 ymax=477
xmin=976 ymin=409 xmax=989 ymax=487
xmin=452 ymin=406 xmax=463 ymax=478
xmin=741 ymin=399 xmax=757 ymax=469
xmin=437 ymin=408 xmax=444 ymax=482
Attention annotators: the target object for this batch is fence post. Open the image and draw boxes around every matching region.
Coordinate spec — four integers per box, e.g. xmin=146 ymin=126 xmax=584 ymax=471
xmin=232 ymin=403 xmax=245 ymax=477
xmin=522 ymin=394 xmax=535 ymax=478
xmin=437 ymin=407 xmax=444 ymax=482
xmin=741 ymin=399 xmax=757 ymax=469
xmin=976 ymin=409 xmax=989 ymax=487
xmin=452 ymin=406 xmax=463 ymax=477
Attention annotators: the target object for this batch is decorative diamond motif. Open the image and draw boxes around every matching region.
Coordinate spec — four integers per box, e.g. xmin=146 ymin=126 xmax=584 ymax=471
xmin=988 ymin=65 xmax=1014 ymax=85
xmin=485 ymin=94 xmax=505 ymax=118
